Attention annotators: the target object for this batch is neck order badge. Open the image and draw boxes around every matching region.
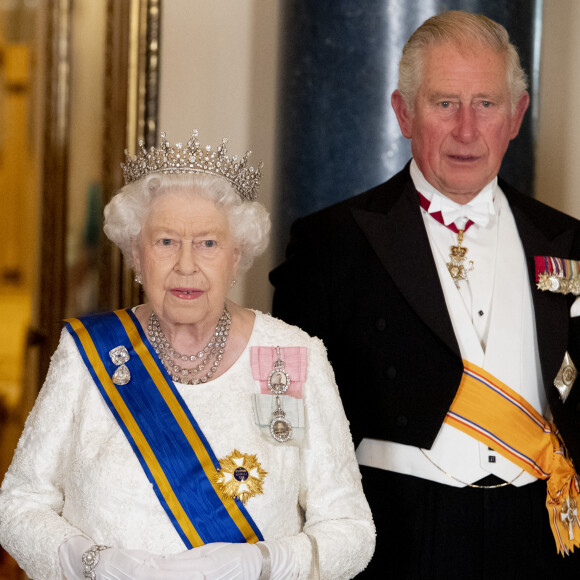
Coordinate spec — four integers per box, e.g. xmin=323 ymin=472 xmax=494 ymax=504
xmin=417 ymin=192 xmax=475 ymax=287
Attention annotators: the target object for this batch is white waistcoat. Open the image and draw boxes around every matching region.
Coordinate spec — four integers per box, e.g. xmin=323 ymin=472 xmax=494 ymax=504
xmin=356 ymin=177 xmax=546 ymax=487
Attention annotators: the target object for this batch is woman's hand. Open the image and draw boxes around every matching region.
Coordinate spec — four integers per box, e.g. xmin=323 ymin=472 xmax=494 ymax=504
xmin=171 ymin=540 xmax=298 ymax=579
xmin=59 ymin=536 xmax=206 ymax=579
xmin=165 ymin=542 xmax=263 ymax=579
xmin=60 ymin=536 xmax=297 ymax=579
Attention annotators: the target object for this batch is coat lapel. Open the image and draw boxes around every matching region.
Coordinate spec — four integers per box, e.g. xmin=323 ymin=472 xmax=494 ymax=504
xmin=351 ymin=180 xmax=461 ymax=358
xmin=350 ymin=174 xmax=576 ymax=385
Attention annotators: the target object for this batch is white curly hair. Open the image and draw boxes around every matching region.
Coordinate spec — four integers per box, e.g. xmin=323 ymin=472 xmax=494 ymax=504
xmin=103 ymin=172 xmax=271 ymax=273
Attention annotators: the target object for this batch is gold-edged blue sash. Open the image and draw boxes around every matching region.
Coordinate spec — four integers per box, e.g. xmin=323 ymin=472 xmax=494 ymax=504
xmin=65 ymin=308 xmax=263 ymax=548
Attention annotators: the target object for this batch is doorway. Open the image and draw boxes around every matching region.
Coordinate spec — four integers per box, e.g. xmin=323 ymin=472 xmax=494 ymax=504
xmin=0 ymin=1 xmax=158 ymax=577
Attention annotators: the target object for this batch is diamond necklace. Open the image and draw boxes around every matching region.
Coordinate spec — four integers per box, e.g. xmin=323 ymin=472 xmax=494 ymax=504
xmin=147 ymin=305 xmax=231 ymax=385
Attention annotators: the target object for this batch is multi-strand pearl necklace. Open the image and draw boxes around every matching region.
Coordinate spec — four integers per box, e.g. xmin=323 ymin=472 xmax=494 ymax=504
xmin=147 ymin=305 xmax=231 ymax=385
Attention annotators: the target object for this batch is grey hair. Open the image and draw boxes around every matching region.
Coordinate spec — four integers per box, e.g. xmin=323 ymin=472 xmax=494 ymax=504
xmin=103 ymin=172 xmax=271 ymax=273
xmin=398 ymin=10 xmax=528 ymax=113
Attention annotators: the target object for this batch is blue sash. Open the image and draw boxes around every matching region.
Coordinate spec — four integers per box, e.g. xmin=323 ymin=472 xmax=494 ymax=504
xmin=65 ymin=308 xmax=263 ymax=548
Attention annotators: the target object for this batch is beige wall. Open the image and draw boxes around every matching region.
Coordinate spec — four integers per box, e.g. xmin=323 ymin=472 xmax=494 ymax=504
xmin=159 ymin=0 xmax=280 ymax=314
xmin=159 ymin=1 xmax=580 ymax=314
xmin=68 ymin=1 xmax=106 ymax=268
xmin=535 ymin=0 xmax=580 ymax=218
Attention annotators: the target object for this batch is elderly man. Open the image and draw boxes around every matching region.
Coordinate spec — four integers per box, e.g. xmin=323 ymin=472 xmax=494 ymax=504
xmin=271 ymin=10 xmax=580 ymax=578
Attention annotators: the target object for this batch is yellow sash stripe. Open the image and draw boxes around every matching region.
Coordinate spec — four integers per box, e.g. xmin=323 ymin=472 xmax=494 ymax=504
xmin=67 ymin=316 xmax=204 ymax=547
xmin=115 ymin=310 xmax=261 ymax=544
xmin=444 ymin=360 xmax=579 ymax=556
xmin=446 ymin=361 xmax=552 ymax=478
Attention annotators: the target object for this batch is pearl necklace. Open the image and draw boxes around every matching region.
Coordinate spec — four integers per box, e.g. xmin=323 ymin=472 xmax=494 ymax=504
xmin=147 ymin=305 xmax=231 ymax=385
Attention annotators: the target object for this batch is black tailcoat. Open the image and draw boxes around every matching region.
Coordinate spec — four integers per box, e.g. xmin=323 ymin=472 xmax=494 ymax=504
xmin=270 ymin=164 xmax=580 ymax=467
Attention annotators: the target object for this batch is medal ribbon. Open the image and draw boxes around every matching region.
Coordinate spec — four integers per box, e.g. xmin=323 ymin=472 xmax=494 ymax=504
xmin=445 ymin=360 xmax=580 ymax=555
xmin=534 ymin=255 xmax=580 ymax=282
xmin=250 ymin=346 xmax=307 ymax=398
xmin=534 ymin=255 xmax=580 ymax=296
xmin=65 ymin=309 xmax=263 ymax=548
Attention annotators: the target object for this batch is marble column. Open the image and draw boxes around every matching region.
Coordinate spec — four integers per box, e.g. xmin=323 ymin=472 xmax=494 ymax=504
xmin=275 ymin=0 xmax=540 ymax=255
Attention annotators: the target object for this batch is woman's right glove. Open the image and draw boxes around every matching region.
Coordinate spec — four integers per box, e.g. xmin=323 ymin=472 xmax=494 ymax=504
xmin=59 ymin=535 xmax=206 ymax=579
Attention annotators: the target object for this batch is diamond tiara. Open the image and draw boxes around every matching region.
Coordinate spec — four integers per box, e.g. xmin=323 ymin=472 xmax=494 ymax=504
xmin=121 ymin=130 xmax=263 ymax=201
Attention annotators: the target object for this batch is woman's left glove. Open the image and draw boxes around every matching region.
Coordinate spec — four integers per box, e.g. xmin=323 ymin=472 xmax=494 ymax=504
xmin=166 ymin=542 xmax=263 ymax=579
xmin=171 ymin=540 xmax=298 ymax=579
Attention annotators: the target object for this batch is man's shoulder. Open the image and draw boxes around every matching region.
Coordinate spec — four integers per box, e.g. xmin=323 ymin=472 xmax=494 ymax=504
xmin=501 ymin=179 xmax=580 ymax=232
xmin=297 ymin=164 xmax=412 ymax=227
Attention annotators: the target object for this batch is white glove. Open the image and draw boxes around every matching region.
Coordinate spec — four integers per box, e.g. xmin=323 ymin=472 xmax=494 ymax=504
xmin=258 ymin=540 xmax=299 ymax=580
xmin=59 ymin=535 xmax=204 ymax=579
xmin=172 ymin=540 xmax=298 ymax=580
xmin=168 ymin=542 xmax=262 ymax=579
xmin=60 ymin=536 xmax=298 ymax=579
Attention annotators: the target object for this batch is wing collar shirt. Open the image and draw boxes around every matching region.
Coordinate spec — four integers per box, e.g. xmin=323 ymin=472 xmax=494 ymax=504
xmin=356 ymin=160 xmax=546 ymax=486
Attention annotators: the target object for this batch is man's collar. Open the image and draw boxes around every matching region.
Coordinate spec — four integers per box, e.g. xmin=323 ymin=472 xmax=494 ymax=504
xmin=410 ymin=159 xmax=498 ymax=228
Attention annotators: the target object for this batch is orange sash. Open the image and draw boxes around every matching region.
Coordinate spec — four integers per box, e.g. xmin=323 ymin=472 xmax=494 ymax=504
xmin=445 ymin=361 xmax=580 ymax=555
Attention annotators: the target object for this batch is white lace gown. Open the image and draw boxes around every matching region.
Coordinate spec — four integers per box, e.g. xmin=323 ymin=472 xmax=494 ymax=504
xmin=0 ymin=311 xmax=375 ymax=579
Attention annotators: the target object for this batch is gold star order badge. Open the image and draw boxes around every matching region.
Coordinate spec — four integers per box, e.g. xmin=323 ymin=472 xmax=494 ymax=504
xmin=214 ymin=449 xmax=267 ymax=504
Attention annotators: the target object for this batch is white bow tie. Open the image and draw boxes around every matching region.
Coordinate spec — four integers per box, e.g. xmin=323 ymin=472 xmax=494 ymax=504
xmin=430 ymin=194 xmax=495 ymax=229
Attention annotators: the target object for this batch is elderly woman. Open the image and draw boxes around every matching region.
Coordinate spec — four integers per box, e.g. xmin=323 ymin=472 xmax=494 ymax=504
xmin=0 ymin=132 xmax=375 ymax=579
